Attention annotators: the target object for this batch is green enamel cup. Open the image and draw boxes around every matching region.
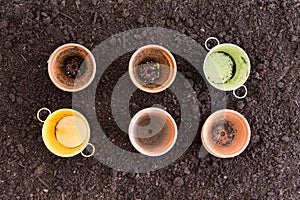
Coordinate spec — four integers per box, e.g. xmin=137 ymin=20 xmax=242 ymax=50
xmin=203 ymin=37 xmax=250 ymax=99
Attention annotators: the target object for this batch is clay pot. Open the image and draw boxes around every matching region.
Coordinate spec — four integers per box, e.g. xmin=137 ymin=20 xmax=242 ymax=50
xmin=37 ymin=108 xmax=95 ymax=157
xmin=128 ymin=108 xmax=177 ymax=156
xmin=201 ymin=109 xmax=250 ymax=158
xmin=48 ymin=43 xmax=96 ymax=92
xmin=129 ymin=45 xmax=177 ymax=93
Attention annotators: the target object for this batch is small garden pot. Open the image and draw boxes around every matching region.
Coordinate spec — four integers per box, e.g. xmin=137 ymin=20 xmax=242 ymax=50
xmin=37 ymin=108 xmax=95 ymax=157
xmin=128 ymin=108 xmax=177 ymax=156
xmin=129 ymin=45 xmax=177 ymax=93
xmin=48 ymin=43 xmax=96 ymax=92
xmin=203 ymin=37 xmax=250 ymax=99
xmin=201 ymin=109 xmax=250 ymax=158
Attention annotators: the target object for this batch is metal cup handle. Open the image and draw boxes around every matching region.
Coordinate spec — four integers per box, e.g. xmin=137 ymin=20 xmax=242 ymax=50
xmin=204 ymin=37 xmax=220 ymax=51
xmin=37 ymin=108 xmax=52 ymax=123
xmin=81 ymin=143 xmax=95 ymax=158
xmin=233 ymin=85 xmax=247 ymax=99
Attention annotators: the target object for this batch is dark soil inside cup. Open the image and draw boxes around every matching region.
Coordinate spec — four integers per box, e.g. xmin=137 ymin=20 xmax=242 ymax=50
xmin=62 ymin=56 xmax=85 ymax=78
xmin=137 ymin=60 xmax=161 ymax=84
xmin=212 ymin=120 xmax=236 ymax=146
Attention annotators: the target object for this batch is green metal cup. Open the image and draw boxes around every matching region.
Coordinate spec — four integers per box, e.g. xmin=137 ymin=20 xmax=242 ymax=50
xmin=203 ymin=37 xmax=250 ymax=99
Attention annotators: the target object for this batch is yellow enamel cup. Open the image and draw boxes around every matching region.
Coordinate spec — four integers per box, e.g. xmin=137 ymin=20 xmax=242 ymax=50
xmin=37 ymin=108 xmax=95 ymax=157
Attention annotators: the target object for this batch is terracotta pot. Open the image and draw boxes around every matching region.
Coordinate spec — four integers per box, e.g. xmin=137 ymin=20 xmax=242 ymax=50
xmin=129 ymin=45 xmax=177 ymax=93
xmin=128 ymin=108 xmax=177 ymax=156
xmin=201 ymin=109 xmax=250 ymax=158
xmin=48 ymin=43 xmax=96 ymax=92
xmin=37 ymin=108 xmax=95 ymax=157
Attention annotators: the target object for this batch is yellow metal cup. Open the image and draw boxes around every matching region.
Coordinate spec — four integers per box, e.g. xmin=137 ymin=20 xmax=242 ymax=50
xmin=37 ymin=108 xmax=95 ymax=157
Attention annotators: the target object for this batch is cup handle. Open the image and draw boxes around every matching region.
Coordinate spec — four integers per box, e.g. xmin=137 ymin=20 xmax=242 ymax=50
xmin=204 ymin=37 xmax=220 ymax=51
xmin=37 ymin=108 xmax=52 ymax=123
xmin=233 ymin=85 xmax=247 ymax=99
xmin=81 ymin=143 xmax=95 ymax=158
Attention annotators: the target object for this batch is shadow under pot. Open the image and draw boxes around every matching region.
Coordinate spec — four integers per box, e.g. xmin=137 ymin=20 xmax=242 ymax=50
xmin=201 ymin=109 xmax=251 ymax=158
xmin=37 ymin=108 xmax=95 ymax=157
xmin=129 ymin=45 xmax=177 ymax=93
xmin=48 ymin=43 xmax=96 ymax=92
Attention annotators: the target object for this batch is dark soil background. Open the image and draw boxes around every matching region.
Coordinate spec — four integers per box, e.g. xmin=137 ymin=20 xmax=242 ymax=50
xmin=0 ymin=0 xmax=299 ymax=199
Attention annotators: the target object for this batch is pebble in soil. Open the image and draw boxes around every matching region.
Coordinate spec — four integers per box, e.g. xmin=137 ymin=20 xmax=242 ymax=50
xmin=173 ymin=177 xmax=184 ymax=187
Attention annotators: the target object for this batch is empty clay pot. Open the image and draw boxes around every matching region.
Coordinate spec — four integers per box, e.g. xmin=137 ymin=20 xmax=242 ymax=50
xmin=48 ymin=43 xmax=96 ymax=92
xmin=201 ymin=109 xmax=250 ymax=158
xmin=128 ymin=107 xmax=177 ymax=156
xmin=129 ymin=45 xmax=177 ymax=93
xmin=37 ymin=108 xmax=95 ymax=157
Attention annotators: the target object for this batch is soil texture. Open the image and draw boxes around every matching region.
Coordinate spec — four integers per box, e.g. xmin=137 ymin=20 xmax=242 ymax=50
xmin=0 ymin=0 xmax=299 ymax=199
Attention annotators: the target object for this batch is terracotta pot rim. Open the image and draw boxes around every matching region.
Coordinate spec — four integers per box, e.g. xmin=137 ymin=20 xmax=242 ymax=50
xmin=42 ymin=108 xmax=90 ymax=157
xmin=128 ymin=107 xmax=178 ymax=156
xmin=128 ymin=44 xmax=177 ymax=93
xmin=201 ymin=109 xmax=251 ymax=158
xmin=203 ymin=43 xmax=251 ymax=91
xmin=48 ymin=43 xmax=96 ymax=92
